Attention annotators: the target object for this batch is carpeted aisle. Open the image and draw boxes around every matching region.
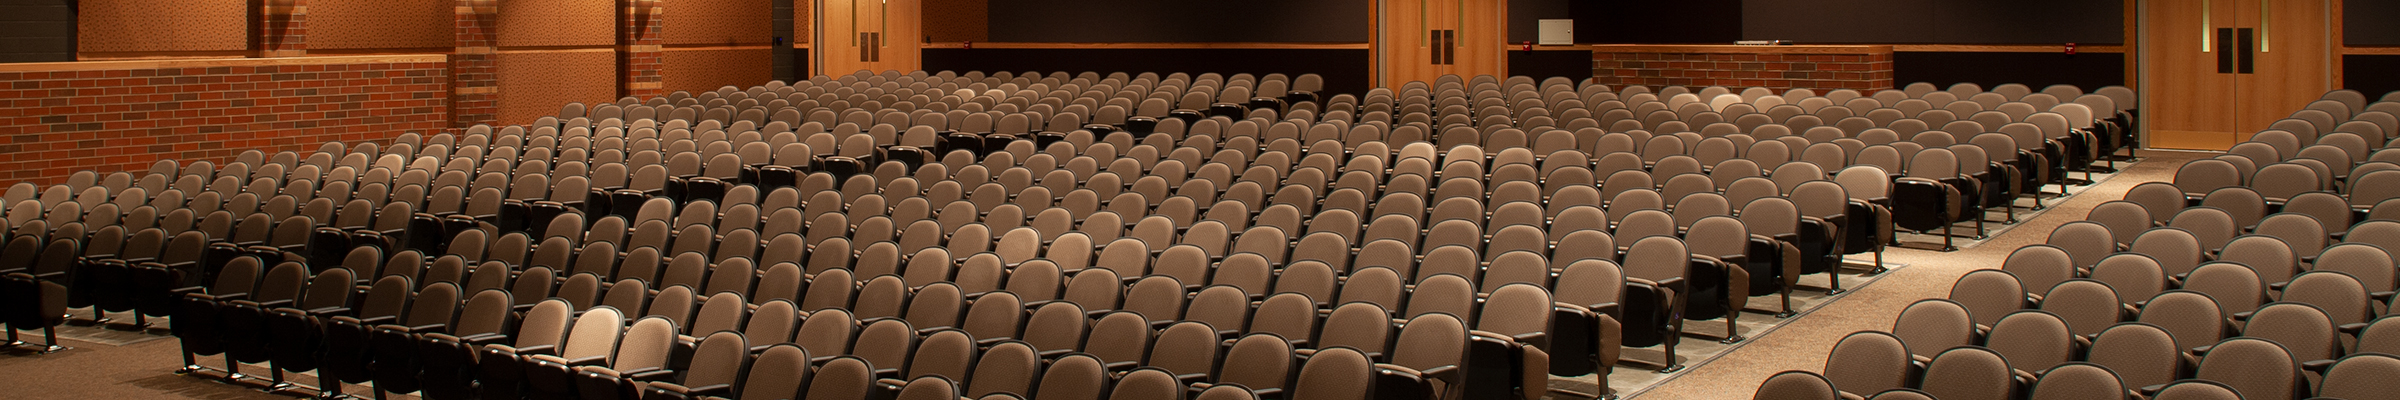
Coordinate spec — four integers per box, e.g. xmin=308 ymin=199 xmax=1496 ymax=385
xmin=1636 ymin=151 xmax=2208 ymax=399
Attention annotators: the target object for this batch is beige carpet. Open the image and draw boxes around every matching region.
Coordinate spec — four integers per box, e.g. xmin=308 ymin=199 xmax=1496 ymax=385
xmin=1634 ymin=150 xmax=2210 ymax=400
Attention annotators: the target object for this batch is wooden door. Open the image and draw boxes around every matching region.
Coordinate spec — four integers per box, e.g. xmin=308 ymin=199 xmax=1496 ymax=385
xmin=2236 ymin=0 xmax=2332 ymax=136
xmin=816 ymin=0 xmax=919 ymax=76
xmin=1376 ymin=0 xmax=1505 ymax=88
xmin=2141 ymin=0 xmax=2334 ymax=150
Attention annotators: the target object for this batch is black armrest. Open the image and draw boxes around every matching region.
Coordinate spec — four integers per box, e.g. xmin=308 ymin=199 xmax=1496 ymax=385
xmin=623 ymin=367 xmax=675 ymax=382
xmin=460 ymin=332 xmax=511 ymax=346
xmin=873 ymin=367 xmax=902 ymax=380
xmin=565 ymin=354 xmax=609 ymax=366
xmin=345 ymin=314 xmax=400 ymax=327
xmin=2139 ymin=383 xmax=2168 ymax=396
xmin=1103 ymin=360 xmax=1142 ymax=373
xmin=2302 ymin=359 xmax=2338 ymax=374
xmin=1652 ymin=276 xmax=1686 ymax=293
xmin=513 ymin=344 xmax=559 ymax=357
xmin=173 ymin=286 xmax=223 ymax=298
xmin=407 ymin=323 xmax=450 ymax=334
xmin=240 ymin=298 xmax=296 ymax=309
xmin=648 ymin=381 xmax=734 ymax=398
xmin=1510 ymin=331 xmax=1548 ymax=347
xmin=1173 ymin=372 xmax=1209 ymax=385
xmin=30 ymin=270 xmax=68 ymax=282
xmin=1418 ymin=364 xmax=1461 ymax=382
xmin=1037 ymin=348 xmax=1074 ymax=359
xmin=2340 ymin=322 xmax=2370 ymax=335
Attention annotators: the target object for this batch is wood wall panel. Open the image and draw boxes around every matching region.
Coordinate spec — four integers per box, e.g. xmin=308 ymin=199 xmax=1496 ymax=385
xmin=498 ymin=0 xmax=616 ymax=47
xmin=496 ymin=51 xmax=616 ymax=125
xmin=313 ymin=0 xmax=455 ymax=50
xmin=922 ymin=0 xmax=988 ymax=42
xmin=671 ymin=0 xmax=773 ymax=45
xmin=794 ymin=0 xmax=813 ymax=44
xmin=662 ymin=48 xmax=772 ymax=96
xmin=77 ymin=0 xmax=249 ymax=53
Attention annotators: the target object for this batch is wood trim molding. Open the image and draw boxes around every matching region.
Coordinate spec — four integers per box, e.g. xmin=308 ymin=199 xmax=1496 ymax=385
xmin=494 ymin=46 xmax=619 ymax=54
xmin=663 ymin=45 xmax=778 ymax=51
xmin=919 ymin=42 xmax=1371 ymax=50
xmin=2 ymin=54 xmax=448 ymax=72
xmin=76 ymin=51 xmax=257 ymax=61
xmin=494 ymin=48 xmax=618 ymax=55
xmin=1891 ymin=44 xmax=2127 ymax=53
xmin=2344 ymin=46 xmax=2400 ymax=55
xmin=309 ymin=48 xmax=459 ymax=56
xmin=1587 ymin=44 xmax=1894 ymax=54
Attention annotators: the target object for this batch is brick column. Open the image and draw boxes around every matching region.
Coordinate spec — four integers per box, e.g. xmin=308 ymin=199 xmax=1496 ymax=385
xmin=451 ymin=0 xmax=499 ymax=129
xmin=620 ymin=0 xmax=665 ymax=100
xmin=254 ymin=0 xmax=308 ymax=57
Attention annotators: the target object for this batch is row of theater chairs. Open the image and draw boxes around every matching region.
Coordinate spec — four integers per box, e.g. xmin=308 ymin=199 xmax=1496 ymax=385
xmin=1763 ymin=324 xmax=2400 ymax=400
xmin=0 ymin=128 xmax=1891 ymax=318
xmin=155 ymin=239 xmax=1565 ymax=399
xmin=0 ymin=167 xmax=1872 ymax=397
xmin=1740 ymin=91 xmax=2400 ymax=399
xmin=0 ymin=76 xmax=1958 ymax=395
xmin=1854 ymin=273 xmax=2400 ymax=400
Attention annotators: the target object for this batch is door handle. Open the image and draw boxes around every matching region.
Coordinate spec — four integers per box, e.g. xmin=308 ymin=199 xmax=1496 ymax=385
xmin=2216 ymin=28 xmax=2234 ymax=74
xmin=2236 ymin=28 xmax=2254 ymax=74
xmin=1429 ymin=30 xmax=1443 ymax=65
xmin=1430 ymin=30 xmax=1449 ymax=65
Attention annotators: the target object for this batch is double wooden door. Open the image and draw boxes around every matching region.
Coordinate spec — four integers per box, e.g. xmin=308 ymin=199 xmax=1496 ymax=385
xmin=2142 ymin=0 xmax=2334 ymax=150
xmin=1378 ymin=0 xmax=1505 ymax=88
xmin=816 ymin=0 xmax=920 ymax=77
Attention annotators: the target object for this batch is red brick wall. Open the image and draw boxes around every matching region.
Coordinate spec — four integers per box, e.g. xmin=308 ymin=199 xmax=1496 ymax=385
xmin=1593 ymin=51 xmax=1895 ymax=93
xmin=0 ymin=55 xmax=450 ymax=185
xmin=452 ymin=0 xmax=500 ymax=128
xmin=620 ymin=0 xmax=665 ymax=100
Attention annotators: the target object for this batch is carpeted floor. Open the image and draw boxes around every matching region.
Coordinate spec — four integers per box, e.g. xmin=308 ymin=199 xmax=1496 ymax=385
xmin=0 ymin=151 xmax=2212 ymax=400
xmin=1636 ymin=150 xmax=2210 ymax=399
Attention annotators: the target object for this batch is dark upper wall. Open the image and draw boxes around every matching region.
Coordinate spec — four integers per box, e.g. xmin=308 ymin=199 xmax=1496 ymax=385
xmin=985 ymin=0 xmax=1366 ymax=42
xmin=1573 ymin=0 xmax=1742 ymax=44
xmin=0 ymin=0 xmax=74 ymax=63
xmin=1742 ymin=0 xmax=2121 ymax=44
xmin=2350 ymin=0 xmax=2400 ymax=46
xmin=1508 ymin=0 xmax=1569 ymax=43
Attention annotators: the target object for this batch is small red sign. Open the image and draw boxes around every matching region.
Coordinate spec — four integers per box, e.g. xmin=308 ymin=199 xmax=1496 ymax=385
xmin=2065 ymin=43 xmax=2077 ymax=55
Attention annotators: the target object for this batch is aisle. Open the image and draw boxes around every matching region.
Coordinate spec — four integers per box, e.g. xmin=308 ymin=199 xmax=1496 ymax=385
xmin=1631 ymin=151 xmax=2209 ymax=400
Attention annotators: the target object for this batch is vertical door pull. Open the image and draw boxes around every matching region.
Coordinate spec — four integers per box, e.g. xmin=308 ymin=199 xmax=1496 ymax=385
xmin=2236 ymin=28 xmax=2254 ymax=74
xmin=2216 ymin=28 xmax=2235 ymax=73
